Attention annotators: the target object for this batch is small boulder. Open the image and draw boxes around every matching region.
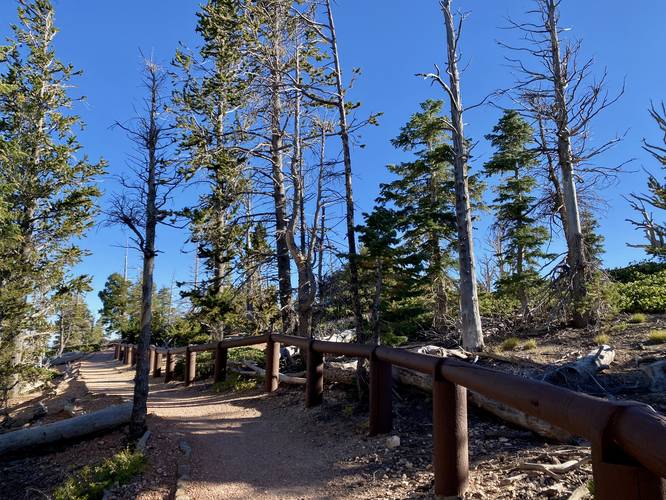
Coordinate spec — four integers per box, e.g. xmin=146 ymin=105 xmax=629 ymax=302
xmin=386 ymin=435 xmax=400 ymax=449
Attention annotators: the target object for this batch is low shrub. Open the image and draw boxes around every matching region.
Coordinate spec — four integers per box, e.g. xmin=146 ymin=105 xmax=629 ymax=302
xmin=523 ymin=339 xmax=537 ymax=350
xmin=648 ymin=330 xmax=666 ymax=344
xmin=228 ymin=347 xmax=264 ymax=365
xmin=594 ymin=333 xmax=610 ymax=345
xmin=628 ymin=313 xmax=648 ymax=324
xmin=501 ymin=337 xmax=520 ymax=351
xmin=53 ymin=449 xmax=145 ymax=500
xmin=212 ymin=371 xmax=257 ymax=392
xmin=613 ymin=271 xmax=666 ymax=314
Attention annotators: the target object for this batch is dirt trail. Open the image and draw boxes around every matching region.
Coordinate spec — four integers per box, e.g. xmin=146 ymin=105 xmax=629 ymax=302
xmin=80 ymin=350 xmax=365 ymax=499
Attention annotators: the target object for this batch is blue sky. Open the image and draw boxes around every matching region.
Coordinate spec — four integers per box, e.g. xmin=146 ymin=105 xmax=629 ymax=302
xmin=1 ymin=0 xmax=664 ymax=315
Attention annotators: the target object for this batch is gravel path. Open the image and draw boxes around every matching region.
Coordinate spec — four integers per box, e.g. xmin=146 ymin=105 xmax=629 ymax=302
xmin=80 ymin=350 xmax=367 ymax=499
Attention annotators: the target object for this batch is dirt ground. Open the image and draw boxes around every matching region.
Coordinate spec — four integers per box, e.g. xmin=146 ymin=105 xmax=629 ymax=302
xmin=0 ymin=314 xmax=663 ymax=499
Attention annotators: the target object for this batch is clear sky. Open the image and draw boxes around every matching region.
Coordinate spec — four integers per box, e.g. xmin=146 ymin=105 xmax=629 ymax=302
xmin=1 ymin=0 xmax=665 ymax=316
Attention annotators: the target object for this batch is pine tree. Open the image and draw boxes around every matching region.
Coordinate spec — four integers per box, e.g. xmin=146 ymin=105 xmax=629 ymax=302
xmin=0 ymin=0 xmax=104 ymax=397
xmin=173 ymin=0 xmax=253 ymax=339
xmin=98 ymin=273 xmax=132 ymax=339
xmin=484 ymin=110 xmax=550 ymax=314
xmin=379 ymin=100 xmax=458 ymax=332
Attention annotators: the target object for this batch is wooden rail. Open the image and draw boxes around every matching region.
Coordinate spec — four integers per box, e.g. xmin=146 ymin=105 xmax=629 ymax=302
xmin=112 ymin=335 xmax=666 ymax=499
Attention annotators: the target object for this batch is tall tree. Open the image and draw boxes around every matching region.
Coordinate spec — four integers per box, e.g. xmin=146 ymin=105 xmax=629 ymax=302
xmin=98 ymin=273 xmax=132 ymax=339
xmin=484 ymin=110 xmax=550 ymax=315
xmin=108 ymin=60 xmax=181 ymax=440
xmin=627 ymin=103 xmax=666 ymax=260
xmin=379 ymin=100 xmax=458 ymax=332
xmin=172 ymin=0 xmax=252 ymax=339
xmin=0 ymin=0 xmax=103 ymax=396
xmin=505 ymin=0 xmax=624 ymax=325
xmin=422 ymin=0 xmax=484 ymax=350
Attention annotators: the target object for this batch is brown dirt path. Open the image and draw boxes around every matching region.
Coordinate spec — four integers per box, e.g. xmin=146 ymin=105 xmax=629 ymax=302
xmin=80 ymin=350 xmax=371 ymax=499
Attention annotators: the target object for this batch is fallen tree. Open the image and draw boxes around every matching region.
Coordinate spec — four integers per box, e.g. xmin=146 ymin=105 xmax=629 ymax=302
xmin=0 ymin=402 xmax=132 ymax=456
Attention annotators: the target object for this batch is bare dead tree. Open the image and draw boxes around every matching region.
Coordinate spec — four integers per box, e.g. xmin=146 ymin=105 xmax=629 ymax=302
xmin=107 ymin=59 xmax=182 ymax=440
xmin=626 ymin=102 xmax=666 ymax=259
xmin=501 ymin=0 xmax=625 ymax=325
xmin=420 ymin=0 xmax=484 ymax=351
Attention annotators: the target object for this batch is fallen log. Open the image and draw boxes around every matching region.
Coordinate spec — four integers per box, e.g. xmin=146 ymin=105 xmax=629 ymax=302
xmin=49 ymin=351 xmax=85 ymax=366
xmin=641 ymin=359 xmax=666 ymax=392
xmin=393 ymin=346 xmax=575 ymax=442
xmin=0 ymin=402 xmax=132 ymax=456
xmin=543 ymin=345 xmax=615 ymax=390
xmin=238 ymin=362 xmax=306 ymax=385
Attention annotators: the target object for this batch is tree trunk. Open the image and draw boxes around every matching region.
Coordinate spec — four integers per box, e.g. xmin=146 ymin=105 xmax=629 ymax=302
xmin=371 ymin=258 xmax=383 ymax=345
xmin=270 ymin=64 xmax=293 ymax=335
xmin=441 ymin=0 xmax=484 ymax=351
xmin=545 ymin=0 xmax=588 ymax=325
xmin=0 ymin=403 xmax=133 ymax=456
xmin=129 ymin=71 xmax=159 ymax=441
xmin=325 ymin=0 xmax=364 ymax=346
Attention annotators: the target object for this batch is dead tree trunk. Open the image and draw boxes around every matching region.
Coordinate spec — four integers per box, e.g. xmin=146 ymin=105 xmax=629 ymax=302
xmin=437 ymin=0 xmax=484 ymax=350
xmin=324 ymin=0 xmax=364 ymax=346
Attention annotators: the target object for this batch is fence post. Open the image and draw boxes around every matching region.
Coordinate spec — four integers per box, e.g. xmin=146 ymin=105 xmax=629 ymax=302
xmin=369 ymin=349 xmax=393 ymax=436
xmin=131 ymin=346 xmax=137 ymax=367
xmin=124 ymin=345 xmax=131 ymax=365
xmin=164 ymin=351 xmax=175 ymax=383
xmin=148 ymin=346 xmax=155 ymax=376
xmin=265 ymin=337 xmax=280 ymax=393
xmin=306 ymin=340 xmax=324 ymax=407
xmin=113 ymin=344 xmax=119 ymax=359
xmin=153 ymin=350 xmax=162 ymax=377
xmin=214 ymin=342 xmax=228 ymax=384
xmin=590 ymin=406 xmax=665 ymax=500
xmin=185 ymin=347 xmax=196 ymax=386
xmin=432 ymin=363 xmax=468 ymax=498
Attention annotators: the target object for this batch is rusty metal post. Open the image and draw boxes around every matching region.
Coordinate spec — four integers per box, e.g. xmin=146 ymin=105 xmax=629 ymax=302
xmin=123 ymin=345 xmax=130 ymax=365
xmin=369 ymin=350 xmax=393 ymax=436
xmin=265 ymin=338 xmax=280 ymax=393
xmin=591 ymin=419 xmax=666 ymax=500
xmin=214 ymin=343 xmax=228 ymax=384
xmin=432 ymin=367 xmax=468 ymax=498
xmin=153 ymin=351 xmax=162 ymax=377
xmin=131 ymin=346 xmax=137 ymax=367
xmin=113 ymin=344 xmax=119 ymax=359
xmin=148 ymin=347 xmax=155 ymax=376
xmin=185 ymin=347 xmax=196 ymax=386
xmin=306 ymin=340 xmax=324 ymax=407
xmin=164 ymin=351 xmax=175 ymax=382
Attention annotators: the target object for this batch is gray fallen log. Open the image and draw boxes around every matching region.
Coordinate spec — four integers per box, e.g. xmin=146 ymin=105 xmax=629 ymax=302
xmin=393 ymin=346 xmax=575 ymax=442
xmin=0 ymin=402 xmax=132 ymax=455
xmin=49 ymin=351 xmax=84 ymax=366
xmin=641 ymin=360 xmax=666 ymax=392
xmin=544 ymin=345 xmax=615 ymax=390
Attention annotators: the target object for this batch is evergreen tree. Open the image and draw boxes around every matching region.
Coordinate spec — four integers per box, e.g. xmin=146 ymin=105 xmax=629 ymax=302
xmin=379 ymin=100 xmax=459 ymax=332
xmin=173 ymin=0 xmax=253 ymax=339
xmin=98 ymin=273 xmax=132 ymax=339
xmin=484 ymin=110 xmax=550 ymax=314
xmin=0 ymin=0 xmax=104 ymax=396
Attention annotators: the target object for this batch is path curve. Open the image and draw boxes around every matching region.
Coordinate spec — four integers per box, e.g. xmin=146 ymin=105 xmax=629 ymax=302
xmin=79 ymin=349 xmax=366 ymax=499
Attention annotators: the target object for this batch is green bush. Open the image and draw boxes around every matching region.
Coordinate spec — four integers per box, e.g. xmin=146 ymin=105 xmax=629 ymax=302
xmin=501 ymin=337 xmax=520 ymax=351
xmin=608 ymin=261 xmax=666 ymax=283
xmin=613 ymin=271 xmax=666 ymax=314
xmin=212 ymin=371 xmax=257 ymax=392
xmin=228 ymin=347 xmax=264 ymax=365
xmin=53 ymin=449 xmax=145 ymax=500
xmin=523 ymin=339 xmax=537 ymax=350
xmin=478 ymin=291 xmax=520 ymax=319
xmin=648 ymin=330 xmax=666 ymax=344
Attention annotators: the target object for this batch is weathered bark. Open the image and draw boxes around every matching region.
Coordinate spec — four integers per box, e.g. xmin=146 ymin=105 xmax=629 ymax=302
xmin=371 ymin=258 xmax=383 ymax=344
xmin=324 ymin=0 xmax=364 ymax=346
xmin=440 ymin=0 xmax=484 ymax=350
xmin=270 ymin=60 xmax=293 ymax=335
xmin=129 ymin=65 xmax=160 ymax=441
xmin=0 ymin=402 xmax=133 ymax=456
xmin=544 ymin=0 xmax=588 ymax=324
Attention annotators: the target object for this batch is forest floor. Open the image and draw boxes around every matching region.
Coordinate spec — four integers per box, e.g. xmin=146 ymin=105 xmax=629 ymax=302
xmin=0 ymin=313 xmax=663 ymax=499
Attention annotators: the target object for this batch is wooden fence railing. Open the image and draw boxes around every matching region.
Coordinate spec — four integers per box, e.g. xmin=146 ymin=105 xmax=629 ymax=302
xmin=112 ymin=335 xmax=666 ymax=499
